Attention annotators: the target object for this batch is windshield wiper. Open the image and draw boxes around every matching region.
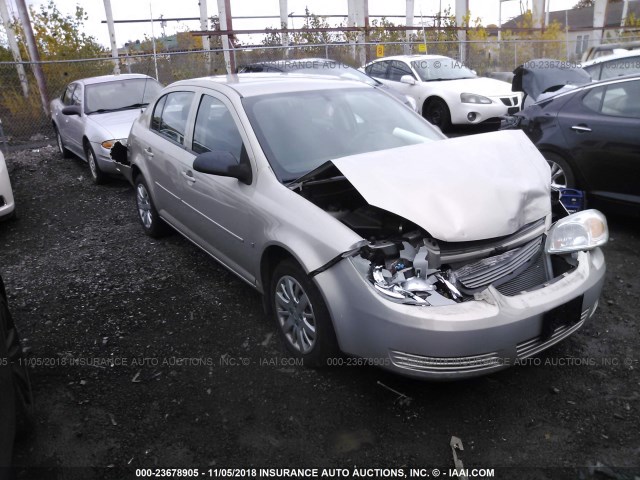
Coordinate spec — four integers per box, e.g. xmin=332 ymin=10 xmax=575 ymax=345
xmin=88 ymin=103 xmax=148 ymax=114
xmin=119 ymin=102 xmax=149 ymax=110
xmin=88 ymin=108 xmax=119 ymax=114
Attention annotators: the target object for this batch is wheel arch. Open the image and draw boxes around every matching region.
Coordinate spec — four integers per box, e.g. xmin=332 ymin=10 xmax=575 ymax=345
xmin=260 ymin=245 xmax=342 ymax=356
xmin=259 ymin=244 xmax=333 ymax=319
xmin=422 ymin=95 xmax=448 ymax=112
xmin=131 ymin=164 xmax=142 ymax=183
xmin=260 ymin=245 xmax=297 ymax=303
xmin=82 ymin=136 xmax=94 ymax=160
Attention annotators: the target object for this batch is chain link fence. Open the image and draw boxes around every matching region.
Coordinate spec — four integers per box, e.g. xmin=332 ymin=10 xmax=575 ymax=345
xmin=0 ymin=37 xmax=636 ymax=145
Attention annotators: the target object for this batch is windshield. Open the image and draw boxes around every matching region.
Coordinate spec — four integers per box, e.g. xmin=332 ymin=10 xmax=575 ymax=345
xmin=242 ymin=88 xmax=442 ymax=182
xmin=411 ymin=58 xmax=476 ymax=81
xmin=85 ymin=78 xmax=163 ymax=114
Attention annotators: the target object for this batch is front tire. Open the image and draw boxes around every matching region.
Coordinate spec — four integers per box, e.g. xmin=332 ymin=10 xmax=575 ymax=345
xmin=85 ymin=144 xmax=106 ymax=185
xmin=53 ymin=125 xmax=71 ymax=159
xmin=270 ymin=259 xmax=339 ymax=367
xmin=134 ymin=175 xmax=169 ymax=238
xmin=424 ymin=98 xmax=452 ymax=132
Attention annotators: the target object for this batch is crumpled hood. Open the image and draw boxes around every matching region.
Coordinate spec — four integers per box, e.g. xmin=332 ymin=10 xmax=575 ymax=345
xmin=332 ymin=130 xmax=551 ymax=242
xmin=512 ymin=59 xmax=592 ymax=100
xmin=86 ymin=109 xmax=143 ymax=141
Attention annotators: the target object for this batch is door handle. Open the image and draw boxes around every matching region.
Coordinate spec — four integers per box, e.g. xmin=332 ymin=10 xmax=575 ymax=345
xmin=182 ymin=171 xmax=196 ymax=183
xmin=571 ymin=125 xmax=592 ymax=133
xmin=144 ymin=147 xmax=154 ymax=157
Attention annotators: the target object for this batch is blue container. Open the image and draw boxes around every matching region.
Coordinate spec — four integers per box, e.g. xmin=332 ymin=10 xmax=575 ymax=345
xmin=559 ymin=188 xmax=584 ymax=213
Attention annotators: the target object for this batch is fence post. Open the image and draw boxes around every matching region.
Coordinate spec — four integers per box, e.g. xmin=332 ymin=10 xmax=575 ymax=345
xmin=15 ymin=0 xmax=49 ymax=115
xmin=0 ymin=0 xmax=29 ymax=98
xmin=103 ymin=0 xmax=121 ymax=75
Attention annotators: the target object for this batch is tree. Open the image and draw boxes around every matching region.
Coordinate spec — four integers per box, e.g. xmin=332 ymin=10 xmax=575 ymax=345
xmin=1 ymin=1 xmax=109 ymax=139
xmin=16 ymin=0 xmax=105 ymax=60
xmin=574 ymin=0 xmax=621 ymax=8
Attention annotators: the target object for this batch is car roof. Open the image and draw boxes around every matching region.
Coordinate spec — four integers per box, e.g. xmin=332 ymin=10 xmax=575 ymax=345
xmin=77 ymin=74 xmax=156 ymax=86
xmin=167 ymin=73 xmax=372 ymax=97
xmin=248 ymin=58 xmax=341 ymax=66
xmin=369 ymin=54 xmax=449 ymax=63
xmin=541 ymin=72 xmax=640 ymax=102
xmin=582 ymin=49 xmax=640 ymax=66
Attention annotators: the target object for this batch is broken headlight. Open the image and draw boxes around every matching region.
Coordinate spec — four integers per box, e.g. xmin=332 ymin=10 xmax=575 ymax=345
xmin=101 ymin=138 xmax=128 ymax=149
xmin=545 ymin=209 xmax=608 ymax=254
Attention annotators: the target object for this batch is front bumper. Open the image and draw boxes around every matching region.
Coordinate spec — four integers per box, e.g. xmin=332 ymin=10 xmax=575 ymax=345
xmin=91 ymin=142 xmax=123 ymax=176
xmin=451 ymin=96 xmax=521 ymax=125
xmin=315 ymin=248 xmax=605 ymax=380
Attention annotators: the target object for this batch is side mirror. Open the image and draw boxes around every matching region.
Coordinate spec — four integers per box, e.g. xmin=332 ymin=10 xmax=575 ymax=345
xmin=193 ymin=150 xmax=252 ymax=185
xmin=400 ymin=75 xmax=416 ymax=86
xmin=62 ymin=105 xmax=82 ymax=116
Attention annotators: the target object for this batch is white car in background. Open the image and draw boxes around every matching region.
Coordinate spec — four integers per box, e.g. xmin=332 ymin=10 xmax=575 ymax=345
xmin=364 ymin=55 xmax=521 ymax=131
xmin=581 ymin=49 xmax=640 ymax=80
xmin=50 ymin=74 xmax=162 ymax=184
xmin=0 ymin=151 xmax=15 ymax=221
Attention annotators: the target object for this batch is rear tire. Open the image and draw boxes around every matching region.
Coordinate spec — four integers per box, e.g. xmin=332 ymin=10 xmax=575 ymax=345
xmin=269 ymin=259 xmax=339 ymax=367
xmin=544 ymin=152 xmax=576 ymax=189
xmin=134 ymin=175 xmax=170 ymax=238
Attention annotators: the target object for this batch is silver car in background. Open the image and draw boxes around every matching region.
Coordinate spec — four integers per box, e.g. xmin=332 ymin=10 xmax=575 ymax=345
xmin=50 ymin=73 xmax=162 ymax=184
xmin=115 ymin=75 xmax=607 ymax=380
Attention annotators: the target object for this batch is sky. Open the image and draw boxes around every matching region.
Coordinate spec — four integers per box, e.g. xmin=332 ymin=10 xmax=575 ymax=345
xmin=3 ymin=0 xmax=581 ymax=48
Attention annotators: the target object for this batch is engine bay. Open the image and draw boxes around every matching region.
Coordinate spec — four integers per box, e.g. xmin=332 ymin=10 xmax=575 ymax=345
xmin=293 ymin=172 xmax=566 ymax=306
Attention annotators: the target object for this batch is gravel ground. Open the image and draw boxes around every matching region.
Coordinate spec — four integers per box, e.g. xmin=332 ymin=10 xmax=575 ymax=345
xmin=1 ymin=145 xmax=639 ymax=480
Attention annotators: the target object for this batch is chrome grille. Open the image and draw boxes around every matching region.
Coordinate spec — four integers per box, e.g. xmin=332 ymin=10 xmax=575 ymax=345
xmin=453 ymin=237 xmax=543 ymax=290
xmin=496 ymin=252 xmax=548 ymax=296
xmin=389 ymin=350 xmax=503 ymax=374
xmin=501 ymin=96 xmax=520 ymax=107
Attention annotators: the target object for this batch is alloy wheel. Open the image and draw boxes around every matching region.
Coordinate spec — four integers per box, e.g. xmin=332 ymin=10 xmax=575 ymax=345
xmin=136 ymin=183 xmax=153 ymax=229
xmin=548 ymin=160 xmax=568 ymax=189
xmin=56 ymin=130 xmax=65 ymax=156
xmin=274 ymin=275 xmax=317 ymax=354
xmin=87 ymin=149 xmax=98 ymax=180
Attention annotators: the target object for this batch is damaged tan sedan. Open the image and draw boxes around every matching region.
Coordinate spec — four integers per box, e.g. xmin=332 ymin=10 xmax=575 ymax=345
xmin=113 ymin=75 xmax=607 ymax=379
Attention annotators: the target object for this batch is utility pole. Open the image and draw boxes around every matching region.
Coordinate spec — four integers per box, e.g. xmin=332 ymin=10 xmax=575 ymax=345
xmin=455 ymin=0 xmax=468 ymax=63
xmin=592 ymin=0 xmax=607 ymax=46
xmin=103 ymin=0 xmax=121 ymax=74
xmin=279 ymin=0 xmax=289 ymax=55
xmin=199 ymin=0 xmax=211 ymax=74
xmin=405 ymin=0 xmax=414 ymax=55
xmin=0 ymin=0 xmax=29 ymax=97
xmin=14 ymin=0 xmax=48 ymax=115
xmin=216 ymin=0 xmax=234 ymax=73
